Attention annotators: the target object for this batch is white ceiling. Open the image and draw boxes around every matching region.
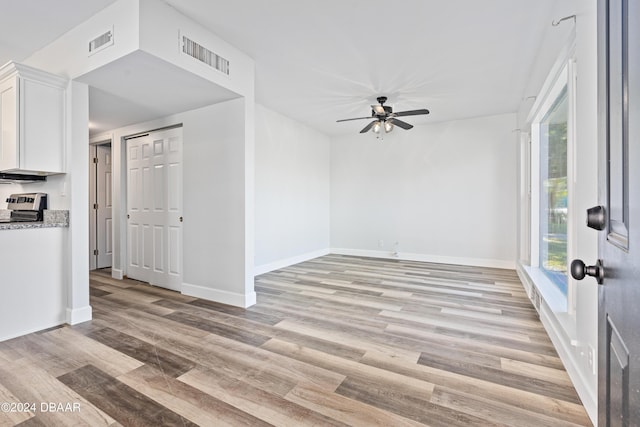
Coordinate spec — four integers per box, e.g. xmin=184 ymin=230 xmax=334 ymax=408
xmin=78 ymin=51 xmax=239 ymax=133
xmin=0 ymin=0 xmax=561 ymax=136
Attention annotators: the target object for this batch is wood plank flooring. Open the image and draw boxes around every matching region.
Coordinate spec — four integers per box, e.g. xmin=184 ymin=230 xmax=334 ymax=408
xmin=0 ymin=255 xmax=592 ymax=426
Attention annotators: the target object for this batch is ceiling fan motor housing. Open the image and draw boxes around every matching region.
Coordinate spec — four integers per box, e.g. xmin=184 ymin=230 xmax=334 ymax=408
xmin=373 ymin=97 xmax=392 ymax=117
xmin=372 ymin=107 xmax=392 ymax=118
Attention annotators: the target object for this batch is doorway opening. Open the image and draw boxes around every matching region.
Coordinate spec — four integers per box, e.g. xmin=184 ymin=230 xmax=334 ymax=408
xmin=89 ymin=140 xmax=113 ymax=271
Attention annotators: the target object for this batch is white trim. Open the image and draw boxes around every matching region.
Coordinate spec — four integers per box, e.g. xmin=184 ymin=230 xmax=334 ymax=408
xmin=517 ymin=263 xmax=596 ymax=422
xmin=0 ymin=320 xmax=64 ymax=342
xmin=566 ymin=57 xmax=579 ymax=314
xmin=111 ymin=268 xmax=124 ymax=280
xmin=530 ymin=123 xmax=541 ymax=268
xmin=66 ymin=305 xmax=92 ymax=325
xmin=526 ymin=31 xmax=576 ymax=123
xmin=89 ymin=132 xmax=113 ymax=145
xmin=331 ymin=248 xmax=515 ymax=270
xmin=254 ymin=248 xmax=331 ymax=276
xmin=182 ymin=282 xmax=257 ymax=308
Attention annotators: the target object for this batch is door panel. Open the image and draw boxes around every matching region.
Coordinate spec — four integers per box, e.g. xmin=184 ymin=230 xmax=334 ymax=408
xmin=154 ymin=164 xmax=165 ymax=210
xmin=129 ymin=224 xmax=139 ymax=267
xmin=153 ymin=226 xmax=164 ymax=273
xmin=127 ymin=127 xmax=182 ymax=290
xmin=606 ymin=317 xmax=630 ymax=424
xmin=596 ymin=0 xmax=639 ymax=425
xmin=168 ymin=226 xmax=180 ymax=276
xmin=96 ymin=145 xmax=112 ymax=268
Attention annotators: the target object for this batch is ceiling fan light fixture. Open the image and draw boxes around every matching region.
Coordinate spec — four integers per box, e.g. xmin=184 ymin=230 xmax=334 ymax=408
xmin=337 ymin=96 xmax=429 ymax=134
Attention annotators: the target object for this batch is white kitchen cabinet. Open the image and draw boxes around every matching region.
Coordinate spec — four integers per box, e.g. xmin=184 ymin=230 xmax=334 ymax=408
xmin=0 ymin=61 xmax=67 ymax=174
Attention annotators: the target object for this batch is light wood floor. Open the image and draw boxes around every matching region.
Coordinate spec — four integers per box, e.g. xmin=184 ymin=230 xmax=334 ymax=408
xmin=0 ymin=255 xmax=592 ymax=426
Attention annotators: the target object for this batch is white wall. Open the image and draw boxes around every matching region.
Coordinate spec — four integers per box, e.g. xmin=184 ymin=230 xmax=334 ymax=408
xmin=330 ymin=113 xmax=517 ymax=269
xmin=181 ymin=98 xmax=254 ymax=306
xmin=0 ymin=228 xmax=66 ymax=341
xmin=105 ymin=97 xmax=255 ymax=307
xmin=16 ymin=0 xmax=257 ymax=312
xmin=254 ymin=104 xmax=331 ymax=274
xmin=66 ymin=80 xmax=92 ymax=324
xmin=516 ymin=0 xmax=599 ymax=422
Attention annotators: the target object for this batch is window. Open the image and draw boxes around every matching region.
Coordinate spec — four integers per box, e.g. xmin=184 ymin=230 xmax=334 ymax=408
xmin=530 ymin=60 xmax=574 ymax=298
xmin=539 ymin=86 xmax=568 ymax=293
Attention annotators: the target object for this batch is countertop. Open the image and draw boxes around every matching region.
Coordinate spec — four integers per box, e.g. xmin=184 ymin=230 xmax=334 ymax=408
xmin=0 ymin=210 xmax=69 ymax=230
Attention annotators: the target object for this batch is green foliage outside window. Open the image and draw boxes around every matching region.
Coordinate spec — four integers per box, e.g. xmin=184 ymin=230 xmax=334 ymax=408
xmin=540 ymin=91 xmax=568 ymax=294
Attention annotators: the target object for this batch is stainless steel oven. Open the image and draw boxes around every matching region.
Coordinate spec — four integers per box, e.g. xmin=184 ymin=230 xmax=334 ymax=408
xmin=1 ymin=193 xmax=48 ymax=222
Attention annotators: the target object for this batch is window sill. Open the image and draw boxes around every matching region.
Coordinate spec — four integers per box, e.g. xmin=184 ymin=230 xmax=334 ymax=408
xmin=519 ymin=263 xmax=578 ymax=346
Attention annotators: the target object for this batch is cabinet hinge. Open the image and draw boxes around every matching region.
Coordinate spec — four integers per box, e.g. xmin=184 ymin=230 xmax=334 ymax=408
xmin=93 ymin=249 xmax=99 ymax=255
xmin=93 ymin=157 xmax=98 ymax=164
xmin=93 ymin=203 xmax=98 ymax=209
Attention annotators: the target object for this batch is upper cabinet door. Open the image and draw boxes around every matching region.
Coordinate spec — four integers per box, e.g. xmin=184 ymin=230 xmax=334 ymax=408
xmin=0 ymin=76 xmax=19 ymax=171
xmin=0 ymin=62 xmax=67 ymax=175
xmin=19 ymin=76 xmax=66 ymax=174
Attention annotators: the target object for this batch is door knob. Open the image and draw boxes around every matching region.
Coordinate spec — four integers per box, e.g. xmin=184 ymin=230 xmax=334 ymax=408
xmin=570 ymin=259 xmax=604 ymax=285
xmin=586 ymin=205 xmax=606 ymax=230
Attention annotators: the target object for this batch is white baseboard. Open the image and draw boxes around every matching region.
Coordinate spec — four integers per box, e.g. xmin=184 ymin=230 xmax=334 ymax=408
xmin=539 ymin=303 xmax=598 ymax=423
xmin=254 ymin=248 xmax=331 ymax=276
xmin=0 ymin=318 xmax=66 ymax=342
xmin=330 ymin=248 xmax=516 ymax=270
xmin=66 ymin=305 xmax=93 ymax=325
xmin=111 ymin=268 xmax=124 ymax=280
xmin=182 ymin=282 xmax=257 ymax=308
xmin=516 ymin=263 xmax=597 ymax=424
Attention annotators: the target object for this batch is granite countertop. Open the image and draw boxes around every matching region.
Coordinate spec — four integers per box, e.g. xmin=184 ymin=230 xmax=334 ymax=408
xmin=0 ymin=210 xmax=69 ymax=230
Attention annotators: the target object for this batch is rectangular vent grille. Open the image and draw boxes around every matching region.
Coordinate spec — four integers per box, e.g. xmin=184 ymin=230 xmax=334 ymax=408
xmin=181 ymin=35 xmax=229 ymax=75
xmin=88 ymin=29 xmax=114 ymax=56
xmin=530 ymin=287 xmax=541 ymax=314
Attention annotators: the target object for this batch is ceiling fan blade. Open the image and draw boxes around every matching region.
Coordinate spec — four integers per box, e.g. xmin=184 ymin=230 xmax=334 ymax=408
xmin=336 ymin=116 xmax=374 ymax=122
xmin=388 ymin=118 xmax=413 ymax=130
xmin=392 ymin=109 xmax=430 ymax=117
xmin=371 ymin=104 xmax=386 ymax=115
xmin=360 ymin=120 xmax=378 ymax=133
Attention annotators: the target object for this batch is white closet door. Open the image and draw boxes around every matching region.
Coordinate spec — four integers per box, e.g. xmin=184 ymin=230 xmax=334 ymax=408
xmin=127 ymin=127 xmax=182 ymax=290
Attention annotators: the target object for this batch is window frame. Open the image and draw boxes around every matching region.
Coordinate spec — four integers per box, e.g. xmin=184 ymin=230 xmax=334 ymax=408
xmin=526 ymin=41 xmax=577 ymax=313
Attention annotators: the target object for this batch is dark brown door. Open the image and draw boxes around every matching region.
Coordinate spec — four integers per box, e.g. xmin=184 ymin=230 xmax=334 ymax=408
xmin=596 ymin=0 xmax=639 ymax=424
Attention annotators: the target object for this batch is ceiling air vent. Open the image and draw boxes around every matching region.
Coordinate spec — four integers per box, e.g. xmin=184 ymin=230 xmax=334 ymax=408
xmin=88 ymin=28 xmax=114 ymax=56
xmin=181 ymin=35 xmax=229 ymax=75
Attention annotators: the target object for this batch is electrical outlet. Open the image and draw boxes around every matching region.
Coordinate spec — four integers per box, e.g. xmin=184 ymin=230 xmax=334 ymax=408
xmin=392 ymin=242 xmax=399 ymax=257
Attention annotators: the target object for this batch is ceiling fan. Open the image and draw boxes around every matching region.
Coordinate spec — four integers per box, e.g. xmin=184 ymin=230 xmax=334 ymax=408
xmin=337 ymin=96 xmax=430 ymax=134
